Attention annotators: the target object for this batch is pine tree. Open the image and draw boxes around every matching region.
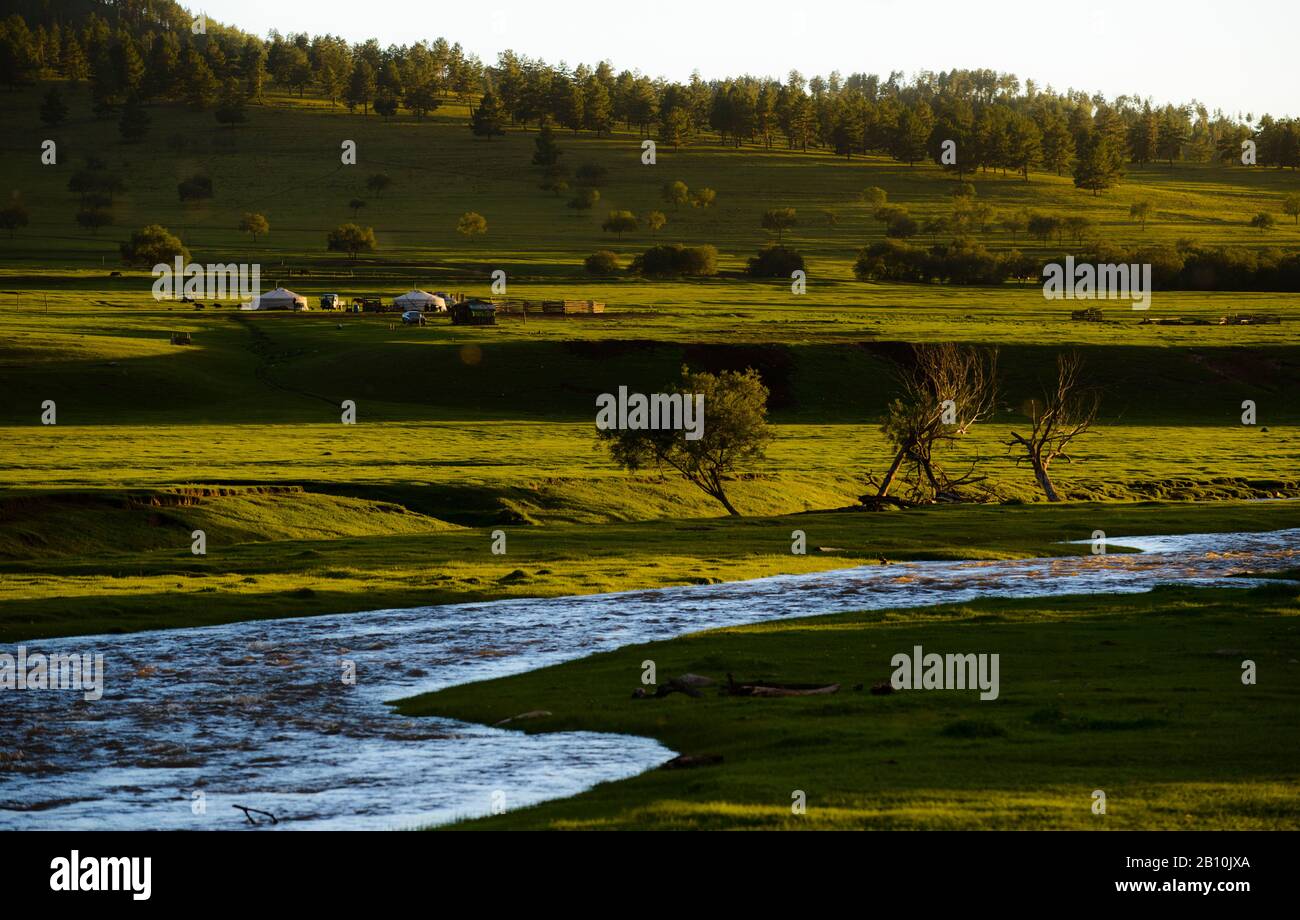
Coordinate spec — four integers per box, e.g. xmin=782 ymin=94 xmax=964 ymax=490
xmin=469 ymin=91 xmax=505 ymax=138
xmin=531 ymin=123 xmax=562 ymax=166
xmin=39 ymin=86 xmax=69 ymax=127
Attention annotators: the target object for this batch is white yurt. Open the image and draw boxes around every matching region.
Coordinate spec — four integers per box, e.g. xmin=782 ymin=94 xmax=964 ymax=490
xmin=253 ymin=287 xmax=308 ymax=311
xmin=393 ymin=289 xmax=446 ymax=313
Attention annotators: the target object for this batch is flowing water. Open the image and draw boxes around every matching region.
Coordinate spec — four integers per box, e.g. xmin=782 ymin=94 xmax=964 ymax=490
xmin=1 ymin=527 xmax=1295 ymax=830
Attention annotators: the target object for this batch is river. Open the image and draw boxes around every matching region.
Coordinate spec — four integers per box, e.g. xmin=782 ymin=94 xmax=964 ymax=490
xmin=1 ymin=527 xmax=1295 ymax=830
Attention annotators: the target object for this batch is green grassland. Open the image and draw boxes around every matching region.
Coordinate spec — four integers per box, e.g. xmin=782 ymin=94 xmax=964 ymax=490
xmin=398 ymin=582 xmax=1300 ymax=830
xmin=1 ymin=83 xmax=1298 ymax=648
xmin=5 ymin=88 xmax=1300 ymax=279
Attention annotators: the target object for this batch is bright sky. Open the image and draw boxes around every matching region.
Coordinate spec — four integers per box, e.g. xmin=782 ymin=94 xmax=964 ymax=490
xmin=200 ymin=0 xmax=1296 ymax=119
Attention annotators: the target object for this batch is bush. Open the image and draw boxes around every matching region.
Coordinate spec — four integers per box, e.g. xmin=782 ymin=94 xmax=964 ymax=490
xmin=631 ymin=243 xmax=718 ymax=278
xmin=747 ymin=245 xmax=805 ymax=278
xmin=584 ymin=250 xmax=621 ymax=274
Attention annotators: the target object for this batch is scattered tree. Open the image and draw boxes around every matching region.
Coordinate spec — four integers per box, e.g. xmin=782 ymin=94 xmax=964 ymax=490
xmin=532 ymin=124 xmax=562 ymax=166
xmin=861 ymin=187 xmax=888 ymax=210
xmin=39 ymin=87 xmax=68 ymax=127
xmin=457 ymin=211 xmax=488 ymax=236
xmin=1129 ymin=200 xmax=1154 ymax=231
xmin=75 ymin=207 xmax=114 ymax=233
xmin=662 ymin=180 xmax=690 ymax=209
xmin=597 ymin=367 xmax=774 ymax=517
xmin=0 ymin=196 xmax=30 ymax=239
xmin=1283 ymin=193 xmax=1300 ymax=226
xmin=691 ymin=187 xmax=716 ymax=208
xmin=469 ymin=90 xmax=505 ymax=138
xmin=1249 ymin=211 xmax=1276 ymax=232
xmin=239 ymin=212 xmax=269 ymax=243
xmin=120 ymin=224 xmax=187 ymax=265
xmin=1007 ymin=352 xmax=1100 ymax=502
xmin=327 ymin=223 xmax=377 ymax=260
xmin=567 ymin=188 xmax=600 ymax=212
xmin=869 ymin=344 xmax=998 ymax=503
xmin=601 ymin=210 xmax=638 ymax=238
xmin=761 ymin=207 xmax=797 ymax=242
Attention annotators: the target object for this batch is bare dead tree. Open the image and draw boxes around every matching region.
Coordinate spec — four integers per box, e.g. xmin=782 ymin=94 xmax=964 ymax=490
xmin=868 ymin=344 xmax=998 ymax=503
xmin=1006 ymin=352 xmax=1101 ymax=502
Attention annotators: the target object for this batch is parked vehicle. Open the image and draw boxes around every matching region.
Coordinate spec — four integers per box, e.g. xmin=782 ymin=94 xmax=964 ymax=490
xmin=320 ymin=293 xmax=339 ymax=310
xmin=401 ymin=310 xmax=426 ymax=326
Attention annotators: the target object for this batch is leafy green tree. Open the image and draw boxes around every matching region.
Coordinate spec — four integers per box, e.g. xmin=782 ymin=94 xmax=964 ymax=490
xmin=761 ymin=207 xmax=797 ymax=242
xmin=598 ymin=367 xmax=774 ymax=517
xmin=691 ymin=187 xmax=716 ymax=208
xmin=120 ymin=224 xmax=187 ymax=264
xmin=327 ymin=223 xmax=377 ymax=260
xmin=861 ymin=187 xmax=888 ymax=210
xmin=1129 ymin=200 xmax=1154 ymax=231
xmin=76 ymin=207 xmax=114 ymax=233
xmin=1027 ymin=213 xmax=1061 ymax=247
xmin=662 ymin=180 xmax=690 ymax=209
xmin=366 ymin=173 xmax=392 ymax=197
xmin=457 ymin=211 xmax=488 ymax=236
xmin=349 ymin=198 xmax=366 ymax=217
xmin=567 ymin=188 xmax=599 ymax=211
xmin=999 ymin=210 xmax=1028 ymax=243
xmin=1282 ymin=193 xmax=1300 ymax=225
xmin=601 ymin=210 xmax=638 ymax=238
xmin=239 ymin=212 xmax=269 ymax=243
xmin=404 ymin=84 xmax=440 ymax=120
xmin=0 ymin=196 xmax=30 ymax=238
xmin=539 ymin=164 xmax=569 ymax=195
xmin=1249 ymin=212 xmax=1276 ymax=232
xmin=643 ymin=210 xmax=667 ymax=235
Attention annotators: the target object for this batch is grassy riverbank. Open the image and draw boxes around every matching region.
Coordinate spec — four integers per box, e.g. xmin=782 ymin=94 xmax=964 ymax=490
xmin=398 ymin=582 xmax=1300 ymax=830
xmin=3 ymin=498 xmax=1298 ymax=642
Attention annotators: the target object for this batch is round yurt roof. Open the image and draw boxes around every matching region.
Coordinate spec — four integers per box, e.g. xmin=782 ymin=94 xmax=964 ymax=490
xmin=393 ymin=289 xmax=435 ymax=304
xmin=256 ymin=286 xmax=306 ymax=306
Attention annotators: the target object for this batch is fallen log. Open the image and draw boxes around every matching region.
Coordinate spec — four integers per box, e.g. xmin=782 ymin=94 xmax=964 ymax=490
xmin=724 ymin=673 xmax=840 ymax=697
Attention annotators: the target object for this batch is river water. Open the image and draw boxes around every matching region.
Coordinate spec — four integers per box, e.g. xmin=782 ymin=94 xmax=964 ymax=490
xmin=1 ymin=527 xmax=1295 ymax=830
